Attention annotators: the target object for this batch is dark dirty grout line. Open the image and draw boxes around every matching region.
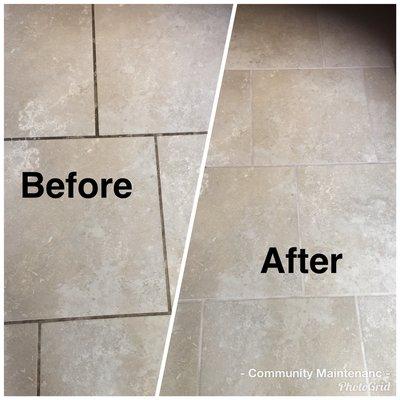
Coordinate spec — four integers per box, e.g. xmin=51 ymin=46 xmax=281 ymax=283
xmin=4 ymin=131 xmax=207 ymax=142
xmin=154 ymin=136 xmax=172 ymax=313
xmin=91 ymin=4 xmax=100 ymax=136
xmin=36 ymin=323 xmax=41 ymax=396
xmin=4 ymin=311 xmax=171 ymax=325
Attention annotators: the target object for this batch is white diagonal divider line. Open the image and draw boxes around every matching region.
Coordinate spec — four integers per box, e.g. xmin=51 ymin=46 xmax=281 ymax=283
xmin=154 ymin=4 xmax=237 ymax=395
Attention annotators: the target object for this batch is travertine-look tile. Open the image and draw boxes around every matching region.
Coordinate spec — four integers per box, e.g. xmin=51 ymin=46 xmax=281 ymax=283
xmin=207 ymin=71 xmax=252 ymax=167
xmin=5 ymin=324 xmax=38 ymax=396
xmin=95 ymin=5 xmax=231 ymax=134
xmin=298 ymin=164 xmax=395 ymax=296
xmin=358 ymin=296 xmax=396 ymax=395
xmin=5 ymin=138 xmax=167 ymax=321
xmin=252 ymin=69 xmax=377 ymax=165
xmin=201 ymin=298 xmax=366 ymax=395
xmin=226 ymin=5 xmax=323 ymax=69
xmin=364 ymin=68 xmax=396 ymax=162
xmin=5 ymin=5 xmax=94 ymax=138
xmin=181 ymin=167 xmax=301 ymax=300
xmin=158 ymin=135 xmax=205 ymax=297
xmin=319 ymin=6 xmax=394 ymax=67
xmin=41 ymin=316 xmax=168 ymax=395
xmin=161 ymin=301 xmax=202 ymax=395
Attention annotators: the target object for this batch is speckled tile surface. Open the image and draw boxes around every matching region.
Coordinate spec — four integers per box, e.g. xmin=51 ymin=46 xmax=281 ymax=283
xmin=40 ymin=316 xmax=169 ymax=395
xmin=5 ymin=5 xmax=94 ymax=138
xmin=298 ymin=164 xmax=395 ymax=296
xmin=158 ymin=135 xmax=206 ymax=297
xmin=5 ymin=324 xmax=38 ymax=396
xmin=200 ymin=298 xmax=366 ymax=395
xmin=161 ymin=301 xmax=202 ymax=395
xmin=5 ymin=138 xmax=168 ymax=320
xmin=181 ymin=167 xmax=301 ymax=300
xmin=95 ymin=5 xmax=230 ymax=134
xmin=227 ymin=5 xmax=323 ymax=69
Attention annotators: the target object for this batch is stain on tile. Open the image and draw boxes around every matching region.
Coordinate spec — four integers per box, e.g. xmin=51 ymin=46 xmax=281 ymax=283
xmin=5 ymin=138 xmax=168 ymax=321
xmin=158 ymin=135 xmax=205 ymax=297
xmin=298 ymin=164 xmax=395 ymax=296
xmin=252 ymin=69 xmax=377 ymax=165
xmin=40 ymin=316 xmax=168 ymax=395
xmin=200 ymin=297 xmax=366 ymax=395
xmin=207 ymin=70 xmax=252 ymax=167
xmin=5 ymin=5 xmax=94 ymax=138
xmin=161 ymin=301 xmax=202 ymax=395
xmin=227 ymin=5 xmax=323 ymax=69
xmin=95 ymin=5 xmax=231 ymax=134
xmin=319 ymin=6 xmax=395 ymax=67
xmin=358 ymin=296 xmax=396 ymax=395
xmin=364 ymin=68 xmax=396 ymax=162
xmin=181 ymin=167 xmax=301 ymax=300
xmin=5 ymin=324 xmax=38 ymax=396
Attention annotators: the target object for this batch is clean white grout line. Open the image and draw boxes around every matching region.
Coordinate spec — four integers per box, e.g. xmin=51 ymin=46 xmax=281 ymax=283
xmin=294 ymin=167 xmax=305 ymax=296
xmin=196 ymin=300 xmax=205 ymax=396
xmin=226 ymin=65 xmax=394 ymax=71
xmin=354 ymin=296 xmax=371 ymax=396
xmin=178 ymin=293 xmax=396 ymax=303
xmin=154 ymin=5 xmax=237 ymax=395
xmin=249 ymin=69 xmax=254 ymax=166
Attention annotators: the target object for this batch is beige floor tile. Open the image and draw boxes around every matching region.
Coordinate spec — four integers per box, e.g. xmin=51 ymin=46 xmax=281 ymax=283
xmin=252 ymin=69 xmax=377 ymax=165
xmin=5 ymin=5 xmax=94 ymax=138
xmin=207 ymin=70 xmax=252 ymax=167
xmin=161 ymin=301 xmax=202 ymax=395
xmin=181 ymin=167 xmax=301 ymax=300
xmin=226 ymin=5 xmax=323 ymax=69
xmin=5 ymin=324 xmax=38 ymax=396
xmin=5 ymin=138 xmax=167 ymax=321
xmin=158 ymin=135 xmax=205 ymax=298
xmin=41 ymin=316 xmax=168 ymax=395
xmin=200 ymin=297 xmax=366 ymax=395
xmin=319 ymin=6 xmax=395 ymax=68
xmin=364 ymin=68 xmax=396 ymax=162
xmin=95 ymin=5 xmax=230 ymax=134
xmin=298 ymin=164 xmax=395 ymax=296
xmin=358 ymin=296 xmax=396 ymax=395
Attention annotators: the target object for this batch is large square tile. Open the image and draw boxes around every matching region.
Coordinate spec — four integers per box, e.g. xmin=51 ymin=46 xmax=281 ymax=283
xmin=200 ymin=297 xmax=366 ymax=395
xmin=5 ymin=138 xmax=168 ymax=321
xmin=5 ymin=5 xmax=94 ymax=138
xmin=5 ymin=324 xmax=38 ymax=396
xmin=40 ymin=316 xmax=168 ymax=395
xmin=364 ymin=68 xmax=396 ymax=162
xmin=319 ymin=6 xmax=395 ymax=67
xmin=207 ymin=70 xmax=252 ymax=167
xmin=158 ymin=135 xmax=205 ymax=297
xmin=298 ymin=164 xmax=395 ymax=296
xmin=358 ymin=296 xmax=396 ymax=395
xmin=161 ymin=301 xmax=202 ymax=395
xmin=95 ymin=5 xmax=231 ymax=134
xmin=252 ymin=69 xmax=377 ymax=165
xmin=226 ymin=5 xmax=323 ymax=69
xmin=181 ymin=167 xmax=301 ymax=300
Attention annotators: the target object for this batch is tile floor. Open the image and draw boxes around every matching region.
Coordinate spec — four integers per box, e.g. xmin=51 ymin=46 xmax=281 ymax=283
xmin=162 ymin=5 xmax=396 ymax=396
xmin=4 ymin=4 xmax=230 ymax=395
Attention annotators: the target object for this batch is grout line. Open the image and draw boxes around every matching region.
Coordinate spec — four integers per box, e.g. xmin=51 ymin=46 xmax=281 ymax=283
xmin=179 ymin=293 xmax=396 ymax=303
xmin=316 ymin=9 xmax=326 ymax=68
xmin=91 ymin=4 xmax=100 ymax=136
xmin=155 ymin=5 xmax=238 ymax=395
xmin=4 ymin=131 xmax=207 ymax=142
xmin=249 ymin=69 xmax=254 ymax=166
xmin=197 ymin=300 xmax=205 ymax=396
xmin=36 ymin=323 xmax=41 ymax=396
xmin=226 ymin=65 xmax=394 ymax=71
xmin=154 ymin=136 xmax=172 ymax=313
xmin=354 ymin=296 xmax=371 ymax=396
xmin=206 ymin=160 xmax=395 ymax=169
xmin=294 ymin=167 xmax=305 ymax=296
xmin=4 ymin=311 xmax=171 ymax=325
